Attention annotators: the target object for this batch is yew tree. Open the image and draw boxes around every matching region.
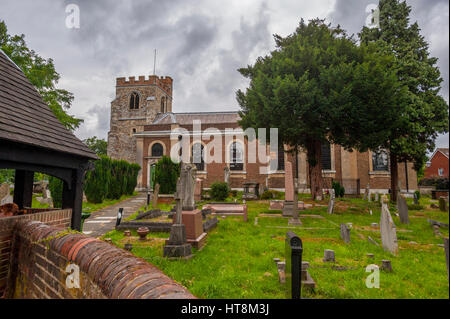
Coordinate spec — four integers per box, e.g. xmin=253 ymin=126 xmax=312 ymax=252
xmin=237 ymin=19 xmax=407 ymax=200
xmin=359 ymin=0 xmax=448 ymax=201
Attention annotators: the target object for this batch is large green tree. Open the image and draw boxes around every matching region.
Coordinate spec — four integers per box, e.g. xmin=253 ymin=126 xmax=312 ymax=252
xmin=359 ymin=0 xmax=448 ymax=201
xmin=0 ymin=20 xmax=82 ymax=131
xmin=84 ymin=136 xmax=108 ymax=156
xmin=237 ymin=19 xmax=407 ymax=200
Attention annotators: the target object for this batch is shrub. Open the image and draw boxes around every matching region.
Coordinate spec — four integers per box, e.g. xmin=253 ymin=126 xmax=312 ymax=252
xmin=414 ymin=190 xmax=421 ymax=201
xmin=230 ymin=190 xmax=238 ymax=197
xmin=154 ymin=156 xmax=180 ymax=194
xmin=332 ymin=181 xmax=345 ymax=197
xmin=48 ymin=175 xmax=63 ymax=208
xmin=210 ymin=182 xmax=230 ymax=201
xmin=84 ymin=156 xmax=111 ymax=203
xmin=260 ymin=190 xmax=283 ymax=200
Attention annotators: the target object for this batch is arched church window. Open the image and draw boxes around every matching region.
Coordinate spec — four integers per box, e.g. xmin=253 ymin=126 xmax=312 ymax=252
xmin=321 ymin=141 xmax=331 ymax=170
xmin=230 ymin=142 xmax=244 ymax=171
xmin=129 ymin=92 xmax=140 ymax=110
xmin=151 ymin=143 xmax=164 ymax=157
xmin=372 ymin=149 xmax=389 ymax=171
xmin=277 ymin=146 xmax=285 ymax=171
xmin=192 ymin=143 xmax=205 ymax=171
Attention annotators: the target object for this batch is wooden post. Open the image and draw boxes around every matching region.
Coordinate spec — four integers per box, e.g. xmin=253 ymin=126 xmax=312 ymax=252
xmin=62 ymin=168 xmax=85 ymax=231
xmin=13 ymin=170 xmax=34 ymax=209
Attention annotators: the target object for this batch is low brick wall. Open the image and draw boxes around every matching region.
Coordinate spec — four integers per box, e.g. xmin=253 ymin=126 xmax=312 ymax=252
xmin=5 ymin=220 xmax=195 ymax=299
xmin=0 ymin=209 xmax=72 ymax=297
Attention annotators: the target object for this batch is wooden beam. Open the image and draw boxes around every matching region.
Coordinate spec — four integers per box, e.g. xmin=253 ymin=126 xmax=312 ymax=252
xmin=13 ymin=170 xmax=34 ymax=209
xmin=62 ymin=168 xmax=85 ymax=231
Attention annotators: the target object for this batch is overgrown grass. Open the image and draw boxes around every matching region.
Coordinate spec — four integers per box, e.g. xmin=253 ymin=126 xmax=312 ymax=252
xmin=102 ymin=194 xmax=449 ymax=299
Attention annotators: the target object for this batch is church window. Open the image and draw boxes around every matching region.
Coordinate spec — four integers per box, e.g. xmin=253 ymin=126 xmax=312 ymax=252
xmin=151 ymin=143 xmax=164 ymax=157
xmin=321 ymin=141 xmax=331 ymax=170
xmin=277 ymin=146 xmax=285 ymax=171
xmin=230 ymin=142 xmax=244 ymax=171
xmin=372 ymin=149 xmax=389 ymax=171
xmin=129 ymin=92 xmax=140 ymax=109
xmin=192 ymin=143 xmax=205 ymax=171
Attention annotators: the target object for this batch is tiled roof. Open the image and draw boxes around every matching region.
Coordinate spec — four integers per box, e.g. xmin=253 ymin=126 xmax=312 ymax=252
xmin=152 ymin=111 xmax=241 ymax=125
xmin=0 ymin=50 xmax=97 ymax=160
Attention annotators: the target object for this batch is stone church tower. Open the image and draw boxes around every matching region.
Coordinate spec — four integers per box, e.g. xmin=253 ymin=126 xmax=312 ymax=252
xmin=107 ymin=75 xmax=173 ymax=163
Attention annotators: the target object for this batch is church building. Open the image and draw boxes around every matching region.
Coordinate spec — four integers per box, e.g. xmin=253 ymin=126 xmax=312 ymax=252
xmin=107 ymin=75 xmax=418 ymax=194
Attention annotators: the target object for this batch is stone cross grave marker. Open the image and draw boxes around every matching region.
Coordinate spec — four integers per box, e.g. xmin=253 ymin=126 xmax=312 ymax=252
xmin=364 ymin=184 xmax=370 ymax=201
xmin=340 ymin=223 xmax=351 ymax=243
xmin=380 ymin=203 xmax=399 ymax=255
xmin=152 ymin=183 xmax=160 ymax=208
xmin=181 ymin=163 xmax=196 ymax=211
xmin=397 ymin=195 xmax=409 ymax=224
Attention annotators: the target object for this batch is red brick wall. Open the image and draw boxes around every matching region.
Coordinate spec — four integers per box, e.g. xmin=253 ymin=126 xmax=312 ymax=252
xmin=4 ymin=220 xmax=195 ymax=299
xmin=0 ymin=209 xmax=72 ymax=297
xmin=425 ymin=151 xmax=449 ymax=178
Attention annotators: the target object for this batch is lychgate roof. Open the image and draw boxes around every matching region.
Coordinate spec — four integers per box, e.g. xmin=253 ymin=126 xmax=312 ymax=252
xmin=0 ymin=49 xmax=97 ymax=160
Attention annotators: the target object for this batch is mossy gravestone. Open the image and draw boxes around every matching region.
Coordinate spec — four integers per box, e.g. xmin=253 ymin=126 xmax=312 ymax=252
xmin=380 ymin=203 xmax=399 ymax=255
xmin=397 ymin=195 xmax=409 ymax=224
xmin=439 ymin=197 xmax=447 ymax=212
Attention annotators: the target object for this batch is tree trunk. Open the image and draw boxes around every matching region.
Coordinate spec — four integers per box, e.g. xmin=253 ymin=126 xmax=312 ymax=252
xmin=390 ymin=153 xmax=398 ymax=203
xmin=307 ymin=139 xmax=323 ymax=201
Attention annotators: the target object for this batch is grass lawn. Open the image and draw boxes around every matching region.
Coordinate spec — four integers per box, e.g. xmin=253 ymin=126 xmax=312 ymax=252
xmin=102 ymin=194 xmax=449 ymax=299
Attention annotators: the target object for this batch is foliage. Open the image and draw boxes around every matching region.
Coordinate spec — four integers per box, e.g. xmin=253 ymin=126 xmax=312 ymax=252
xmin=0 ymin=20 xmax=82 ymax=131
xmin=332 ymin=181 xmax=345 ymax=198
xmin=414 ymin=190 xmax=421 ymax=201
xmin=418 ymin=177 xmax=449 ymax=190
xmin=0 ymin=169 xmax=14 ymax=184
xmin=84 ymin=156 xmax=112 ymax=203
xmin=236 ymin=19 xmax=406 ymax=200
xmin=153 ymin=156 xmax=180 ymax=194
xmin=210 ymin=182 xmax=230 ymax=201
xmin=260 ymin=190 xmax=283 ymax=200
xmin=359 ymin=0 xmax=449 ymax=200
xmin=83 ymin=136 xmax=108 ymax=156
xmin=48 ymin=175 xmax=63 ymax=208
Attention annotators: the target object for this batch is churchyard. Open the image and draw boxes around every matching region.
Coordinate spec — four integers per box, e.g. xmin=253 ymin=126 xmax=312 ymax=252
xmin=102 ymin=192 xmax=449 ymax=299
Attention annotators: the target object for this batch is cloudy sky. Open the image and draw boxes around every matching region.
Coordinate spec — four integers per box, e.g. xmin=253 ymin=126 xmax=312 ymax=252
xmin=1 ymin=0 xmax=448 ymax=148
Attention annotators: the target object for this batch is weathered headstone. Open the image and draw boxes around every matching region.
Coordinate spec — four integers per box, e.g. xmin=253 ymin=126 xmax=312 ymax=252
xmin=397 ymin=195 xmax=409 ymax=224
xmin=380 ymin=203 xmax=399 ymax=255
xmin=375 ymin=193 xmax=379 ymax=202
xmin=439 ymin=197 xmax=447 ymax=212
xmin=323 ymin=249 xmax=335 ymax=262
xmin=152 ymin=183 xmax=160 ymax=208
xmin=283 ymin=161 xmax=295 ymax=217
xmin=327 ymin=189 xmax=335 ymax=214
xmin=181 ymin=163 xmax=196 ymax=210
xmin=368 ymin=191 xmax=372 ymax=202
xmin=285 ymin=231 xmax=303 ymax=299
xmin=194 ymin=178 xmax=202 ymax=202
xmin=363 ymin=184 xmax=370 ymax=200
xmin=224 ymin=166 xmax=230 ymax=184
xmin=288 ymin=178 xmax=302 ymax=225
xmin=340 ymin=223 xmax=351 ymax=243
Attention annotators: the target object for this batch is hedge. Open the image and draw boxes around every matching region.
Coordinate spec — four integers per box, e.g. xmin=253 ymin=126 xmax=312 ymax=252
xmin=418 ymin=177 xmax=449 ymax=190
xmin=153 ymin=156 xmax=180 ymax=194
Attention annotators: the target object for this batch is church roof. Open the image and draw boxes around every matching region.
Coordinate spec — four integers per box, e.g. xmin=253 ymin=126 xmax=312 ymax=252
xmin=0 ymin=49 xmax=97 ymax=160
xmin=152 ymin=111 xmax=241 ymax=125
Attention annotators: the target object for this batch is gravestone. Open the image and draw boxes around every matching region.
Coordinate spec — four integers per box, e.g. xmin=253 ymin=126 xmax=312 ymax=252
xmin=363 ymin=184 xmax=370 ymax=201
xmin=194 ymin=178 xmax=202 ymax=202
xmin=163 ymin=178 xmax=192 ymax=258
xmin=381 ymin=260 xmax=393 ymax=272
xmin=283 ymin=161 xmax=295 ymax=217
xmin=288 ymin=178 xmax=301 ymax=225
xmin=375 ymin=193 xmax=379 ymax=202
xmin=224 ymin=166 xmax=230 ymax=184
xmin=380 ymin=203 xmax=399 ymax=255
xmin=340 ymin=223 xmax=351 ymax=243
xmin=242 ymin=182 xmax=259 ymax=200
xmin=439 ymin=197 xmax=447 ymax=212
xmin=327 ymin=189 xmax=335 ymax=214
xmin=323 ymin=249 xmax=335 ymax=262
xmin=397 ymin=195 xmax=410 ymax=224
xmin=181 ymin=163 xmax=196 ymax=210
xmin=152 ymin=183 xmax=160 ymax=208
xmin=444 ymin=238 xmax=449 ymax=280
xmin=368 ymin=191 xmax=372 ymax=202
xmin=285 ymin=231 xmax=303 ymax=299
